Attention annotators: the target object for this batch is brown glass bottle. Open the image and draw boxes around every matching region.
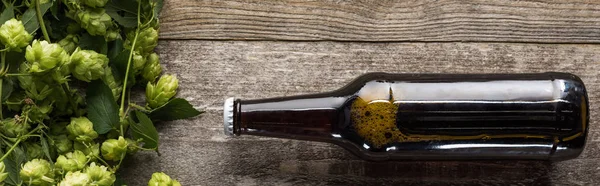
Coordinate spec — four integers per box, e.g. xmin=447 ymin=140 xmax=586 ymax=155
xmin=223 ymin=72 xmax=589 ymax=161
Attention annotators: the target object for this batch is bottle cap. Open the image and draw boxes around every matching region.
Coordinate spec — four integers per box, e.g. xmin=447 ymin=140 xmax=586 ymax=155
xmin=223 ymin=97 xmax=235 ymax=136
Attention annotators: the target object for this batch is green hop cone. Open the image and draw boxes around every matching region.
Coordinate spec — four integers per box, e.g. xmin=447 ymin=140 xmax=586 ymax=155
xmin=25 ymin=102 xmax=53 ymax=124
xmin=126 ymin=138 xmax=140 ymax=155
xmin=56 ymin=150 xmax=88 ymax=172
xmin=0 ymin=162 xmax=8 ymax=183
xmin=74 ymin=141 xmax=100 ymax=161
xmin=102 ymin=67 xmax=121 ymax=100
xmin=77 ymin=8 xmax=113 ymax=36
xmin=132 ymin=51 xmax=147 ymax=72
xmin=105 ymin=29 xmax=120 ymax=41
xmin=142 ymin=53 xmax=162 ymax=82
xmin=67 ymin=117 xmax=99 ymax=142
xmin=85 ymin=162 xmax=115 ymax=186
xmin=59 ymin=171 xmax=90 ymax=186
xmin=0 ymin=18 xmax=33 ymax=52
xmin=58 ymin=34 xmax=79 ymax=54
xmin=20 ymin=159 xmax=54 ymax=185
xmin=71 ymin=48 xmax=109 ymax=82
xmin=17 ymin=66 xmax=54 ymax=100
xmin=148 ymin=172 xmax=181 ymax=186
xmin=25 ymin=143 xmax=44 ymax=160
xmin=146 ymin=74 xmax=179 ymax=108
xmin=101 ymin=136 xmax=128 ymax=161
xmin=1 ymin=118 xmax=30 ymax=138
xmin=52 ymin=134 xmax=73 ymax=154
xmin=125 ymin=27 xmax=158 ymax=54
xmin=81 ymin=0 xmax=108 ymax=8
xmin=25 ymin=40 xmax=70 ymax=73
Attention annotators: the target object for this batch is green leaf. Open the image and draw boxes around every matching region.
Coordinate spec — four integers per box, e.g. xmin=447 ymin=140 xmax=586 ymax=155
xmin=86 ymin=80 xmax=119 ymax=134
xmin=22 ymin=2 xmax=52 ymax=34
xmin=110 ymin=49 xmax=134 ymax=83
xmin=48 ymin=12 xmax=72 ymax=40
xmin=107 ymin=39 xmax=124 ymax=61
xmin=2 ymin=146 xmax=25 ymax=186
xmin=113 ymin=174 xmax=126 ymax=186
xmin=79 ymin=33 xmax=108 ymax=54
xmin=2 ymin=78 xmax=13 ymax=102
xmin=40 ymin=136 xmax=52 ymax=163
xmin=0 ymin=3 xmax=14 ymax=25
xmin=5 ymin=51 xmax=25 ymax=71
xmin=149 ymin=98 xmax=203 ymax=121
xmin=50 ymin=0 xmax=60 ymax=20
xmin=106 ymin=0 xmax=138 ymax=28
xmin=129 ymin=110 xmax=159 ymax=149
xmin=153 ymin=0 xmax=164 ymax=18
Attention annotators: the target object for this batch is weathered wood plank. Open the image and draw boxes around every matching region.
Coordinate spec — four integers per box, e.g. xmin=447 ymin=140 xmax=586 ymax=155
xmin=120 ymin=40 xmax=600 ymax=185
xmin=160 ymin=0 xmax=600 ymax=43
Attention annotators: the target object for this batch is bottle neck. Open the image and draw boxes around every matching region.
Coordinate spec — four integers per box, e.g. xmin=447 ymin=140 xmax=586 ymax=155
xmin=233 ymin=97 xmax=347 ymax=141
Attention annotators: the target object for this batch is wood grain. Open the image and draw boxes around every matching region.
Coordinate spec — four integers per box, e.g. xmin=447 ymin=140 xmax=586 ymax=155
xmin=159 ymin=0 xmax=600 ymax=43
xmin=120 ymin=40 xmax=600 ymax=185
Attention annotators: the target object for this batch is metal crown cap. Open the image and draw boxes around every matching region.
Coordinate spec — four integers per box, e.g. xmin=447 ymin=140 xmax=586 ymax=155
xmin=223 ymin=97 xmax=235 ymax=136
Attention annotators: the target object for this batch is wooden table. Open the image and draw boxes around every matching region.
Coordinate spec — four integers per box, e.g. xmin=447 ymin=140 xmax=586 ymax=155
xmin=121 ymin=0 xmax=600 ymax=185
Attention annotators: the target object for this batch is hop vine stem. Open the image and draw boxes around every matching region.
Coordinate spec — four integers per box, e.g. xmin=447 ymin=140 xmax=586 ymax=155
xmin=35 ymin=0 xmax=50 ymax=42
xmin=120 ymin=1 xmax=143 ymax=118
xmin=0 ymin=51 xmax=5 ymax=120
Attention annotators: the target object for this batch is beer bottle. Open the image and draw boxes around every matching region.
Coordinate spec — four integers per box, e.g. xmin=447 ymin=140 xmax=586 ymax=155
xmin=223 ymin=72 xmax=588 ymax=161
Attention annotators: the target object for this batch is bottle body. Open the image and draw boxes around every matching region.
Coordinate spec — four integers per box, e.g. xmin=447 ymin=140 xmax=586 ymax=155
xmin=224 ymin=72 xmax=589 ymax=161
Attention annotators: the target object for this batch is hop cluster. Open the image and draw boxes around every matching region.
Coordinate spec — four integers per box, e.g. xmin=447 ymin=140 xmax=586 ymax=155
xmin=25 ymin=40 xmax=70 ymax=73
xmin=101 ymin=136 xmax=128 ymax=161
xmin=146 ymin=74 xmax=179 ymax=108
xmin=0 ymin=18 xmax=32 ymax=52
xmin=67 ymin=117 xmax=99 ymax=142
xmin=20 ymin=159 xmax=55 ymax=185
xmin=148 ymin=172 xmax=182 ymax=186
xmin=70 ymin=48 xmax=109 ymax=82
xmin=142 ymin=53 xmax=162 ymax=82
xmin=1 ymin=118 xmax=30 ymax=138
xmin=77 ymin=8 xmax=113 ymax=36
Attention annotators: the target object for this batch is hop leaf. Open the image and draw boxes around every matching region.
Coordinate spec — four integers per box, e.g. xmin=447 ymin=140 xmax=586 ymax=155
xmin=85 ymin=162 xmax=115 ymax=186
xmin=67 ymin=117 xmax=99 ymax=142
xmin=0 ymin=162 xmax=8 ymax=183
xmin=101 ymin=136 xmax=127 ymax=161
xmin=20 ymin=159 xmax=54 ymax=185
xmin=148 ymin=172 xmax=181 ymax=186
xmin=25 ymin=40 xmax=70 ymax=73
xmin=146 ymin=74 xmax=179 ymax=108
xmin=0 ymin=18 xmax=33 ymax=52
xmin=55 ymin=150 xmax=88 ymax=172
xmin=142 ymin=53 xmax=162 ymax=82
xmin=59 ymin=171 xmax=90 ymax=186
xmin=77 ymin=8 xmax=113 ymax=36
xmin=70 ymin=48 xmax=109 ymax=82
